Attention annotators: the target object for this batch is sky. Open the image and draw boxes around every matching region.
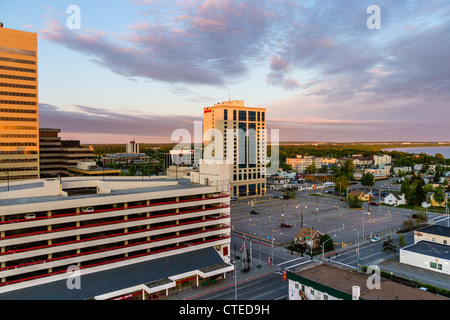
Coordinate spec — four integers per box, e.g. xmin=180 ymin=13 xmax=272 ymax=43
xmin=1 ymin=0 xmax=449 ymax=144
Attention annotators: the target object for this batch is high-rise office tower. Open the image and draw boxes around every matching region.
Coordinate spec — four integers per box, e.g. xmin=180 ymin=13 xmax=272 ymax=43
xmin=203 ymin=100 xmax=267 ymax=198
xmin=0 ymin=25 xmax=39 ymax=182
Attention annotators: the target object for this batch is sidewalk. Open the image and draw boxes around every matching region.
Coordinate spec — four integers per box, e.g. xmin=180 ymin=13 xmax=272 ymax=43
xmin=161 ymin=263 xmax=280 ymax=300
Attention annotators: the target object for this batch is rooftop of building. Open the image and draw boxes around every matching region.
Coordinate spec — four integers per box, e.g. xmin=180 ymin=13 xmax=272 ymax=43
xmin=0 ymin=176 xmax=217 ymax=207
xmin=291 ymin=260 xmax=448 ymax=300
xmin=0 ymin=247 xmax=231 ymax=300
xmin=416 ymin=225 xmax=450 ymax=238
xmin=401 ymin=240 xmax=450 ymax=260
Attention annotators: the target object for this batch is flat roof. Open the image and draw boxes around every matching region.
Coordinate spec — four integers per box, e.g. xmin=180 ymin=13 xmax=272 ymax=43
xmin=291 ymin=261 xmax=448 ymax=300
xmin=0 ymin=247 xmax=229 ymax=300
xmin=416 ymin=225 xmax=450 ymax=238
xmin=0 ymin=178 xmax=210 ymax=207
xmin=401 ymin=241 xmax=450 ymax=260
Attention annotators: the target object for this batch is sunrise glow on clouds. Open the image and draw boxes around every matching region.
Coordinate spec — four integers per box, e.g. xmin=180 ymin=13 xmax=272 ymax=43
xmin=2 ymin=0 xmax=449 ymax=143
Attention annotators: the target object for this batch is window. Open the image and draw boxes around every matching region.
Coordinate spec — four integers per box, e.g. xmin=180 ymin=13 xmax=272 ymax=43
xmin=438 ymin=264 xmax=442 ymax=271
xmin=239 ymin=110 xmax=247 ymax=121
xmin=224 ymin=109 xmax=228 ymax=120
xmin=430 ymin=262 xmax=437 ymax=269
xmin=233 ymin=110 xmax=237 ymax=121
xmin=248 ymin=111 xmax=256 ymax=121
xmin=310 ymin=289 xmax=315 ymax=295
xmin=295 ymin=283 xmax=299 ymax=289
xmin=323 ymin=294 xmax=328 ymax=300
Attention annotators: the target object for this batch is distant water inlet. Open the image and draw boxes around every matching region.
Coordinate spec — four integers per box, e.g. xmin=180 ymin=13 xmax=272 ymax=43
xmin=384 ymin=146 xmax=450 ymax=159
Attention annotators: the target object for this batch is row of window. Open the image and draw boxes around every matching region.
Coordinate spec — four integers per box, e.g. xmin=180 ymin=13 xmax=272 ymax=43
xmin=0 ymin=167 xmax=39 ymax=172
xmin=0 ymin=56 xmax=36 ymax=65
xmin=224 ymin=109 xmax=265 ymax=122
xmin=0 ymin=74 xmax=36 ymax=81
xmin=0 ymin=46 xmax=36 ymax=57
xmin=0 ymin=134 xmax=37 ymax=138
xmin=0 ymin=100 xmax=37 ymax=105
xmin=0 ymin=125 xmax=37 ymax=130
xmin=0 ymin=65 xmax=36 ymax=73
xmin=233 ymin=172 xmax=263 ymax=181
xmin=0 ymin=158 xmax=38 ymax=163
xmin=0 ymin=151 xmax=38 ymax=155
xmin=0 ymin=117 xmax=37 ymax=122
xmin=0 ymin=91 xmax=37 ymax=97
xmin=0 ymin=142 xmax=37 ymax=147
xmin=0 ymin=108 xmax=37 ymax=114
xmin=0 ymin=82 xmax=36 ymax=90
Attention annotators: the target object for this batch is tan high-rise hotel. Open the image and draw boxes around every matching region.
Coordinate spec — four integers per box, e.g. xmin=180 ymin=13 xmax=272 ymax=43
xmin=0 ymin=25 xmax=39 ymax=182
xmin=203 ymin=100 xmax=267 ymax=198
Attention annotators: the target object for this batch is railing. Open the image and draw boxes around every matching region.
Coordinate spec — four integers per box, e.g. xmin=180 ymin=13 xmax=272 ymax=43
xmin=0 ymin=193 xmax=230 ymax=225
xmin=0 ymin=205 xmax=230 ymax=241
xmin=0 ymin=224 xmax=230 ymax=272
xmin=0 ymin=235 xmax=230 ymax=287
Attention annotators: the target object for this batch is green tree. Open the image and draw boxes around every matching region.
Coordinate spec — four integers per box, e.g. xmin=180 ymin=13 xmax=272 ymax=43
xmin=128 ymin=164 xmax=137 ymax=176
xmin=381 ymin=236 xmax=398 ymax=260
xmin=347 ymin=195 xmax=362 ymax=208
xmin=334 ymin=175 xmax=349 ymax=196
xmin=401 ymin=178 xmax=413 ymax=204
xmin=341 ymin=159 xmax=355 ymax=180
xmin=360 ymin=172 xmax=375 ymax=189
xmin=306 ymin=163 xmax=317 ymax=174
xmin=413 ymin=178 xmax=426 ymax=207
xmin=434 ymin=186 xmax=446 ymax=204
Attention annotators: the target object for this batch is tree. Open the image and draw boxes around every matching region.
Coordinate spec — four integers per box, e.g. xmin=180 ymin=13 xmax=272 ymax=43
xmin=381 ymin=236 xmax=398 ymax=260
xmin=306 ymin=163 xmax=317 ymax=174
xmin=334 ymin=175 xmax=349 ymax=196
xmin=360 ymin=172 xmax=375 ymax=189
xmin=434 ymin=186 xmax=446 ymax=204
xmin=413 ymin=178 xmax=426 ymax=207
xmin=400 ymin=178 xmax=413 ymax=204
xmin=402 ymin=219 xmax=415 ymax=232
xmin=347 ymin=195 xmax=362 ymax=208
xmin=341 ymin=159 xmax=355 ymax=180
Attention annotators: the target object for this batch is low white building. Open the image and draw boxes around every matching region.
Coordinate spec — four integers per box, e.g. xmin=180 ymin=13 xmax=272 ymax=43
xmin=400 ymin=241 xmax=450 ymax=275
xmin=383 ymin=193 xmax=406 ymax=206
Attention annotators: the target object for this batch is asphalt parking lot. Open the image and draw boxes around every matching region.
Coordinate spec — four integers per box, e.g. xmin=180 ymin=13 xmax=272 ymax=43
xmin=230 ymin=187 xmax=416 ymax=248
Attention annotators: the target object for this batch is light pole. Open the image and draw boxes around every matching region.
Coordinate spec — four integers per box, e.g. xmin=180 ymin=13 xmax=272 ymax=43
xmin=353 ymin=229 xmax=360 ymax=268
xmin=322 ymin=236 xmax=334 ymax=260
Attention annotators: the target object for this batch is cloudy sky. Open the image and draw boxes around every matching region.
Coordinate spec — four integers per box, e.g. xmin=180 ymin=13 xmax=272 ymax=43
xmin=2 ymin=0 xmax=449 ymax=143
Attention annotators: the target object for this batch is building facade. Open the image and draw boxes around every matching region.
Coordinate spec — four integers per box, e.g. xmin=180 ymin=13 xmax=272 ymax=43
xmin=0 ymin=26 xmax=39 ymax=182
xmin=286 ymin=156 xmax=322 ymax=173
xmin=203 ymin=100 xmax=266 ymax=198
xmin=0 ymin=176 xmax=231 ymax=299
xmin=39 ymin=128 xmax=95 ymax=178
xmin=39 ymin=128 xmax=62 ymax=178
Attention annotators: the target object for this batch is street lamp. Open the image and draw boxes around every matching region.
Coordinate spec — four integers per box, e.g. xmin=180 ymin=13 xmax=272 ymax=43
xmin=232 ymin=260 xmax=237 ymax=300
xmin=322 ymin=236 xmax=334 ymax=260
xmin=353 ymin=229 xmax=360 ymax=268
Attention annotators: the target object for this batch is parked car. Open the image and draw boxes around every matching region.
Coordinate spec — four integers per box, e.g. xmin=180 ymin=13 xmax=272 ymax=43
xmin=280 ymin=223 xmax=292 ymax=228
xmin=250 ymin=210 xmax=260 ymax=215
xmin=370 ymin=237 xmax=381 ymax=243
xmin=339 ymin=198 xmax=345 ymax=201
xmin=230 ymin=196 xmax=238 ymax=201
xmin=81 ymin=207 xmax=94 ymax=213
xmin=369 ymin=202 xmax=379 ymax=206
xmin=24 ymin=213 xmax=36 ymax=220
